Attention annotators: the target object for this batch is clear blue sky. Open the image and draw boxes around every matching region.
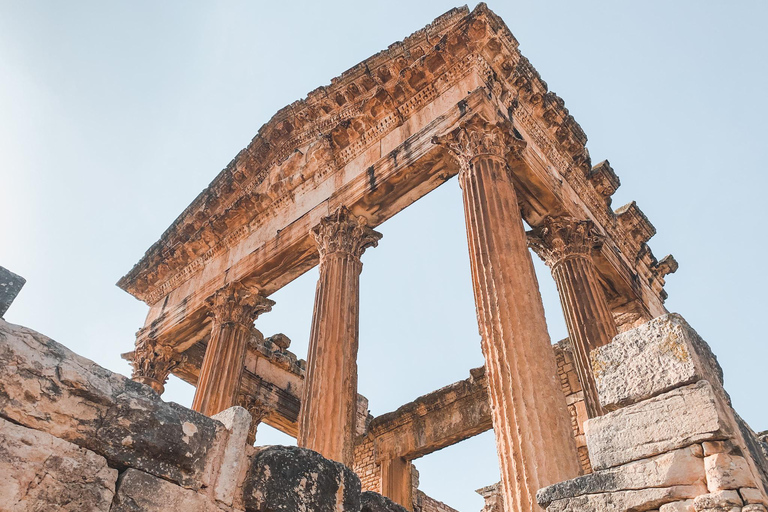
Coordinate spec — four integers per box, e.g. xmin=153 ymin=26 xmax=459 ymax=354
xmin=1 ymin=2 xmax=766 ymax=511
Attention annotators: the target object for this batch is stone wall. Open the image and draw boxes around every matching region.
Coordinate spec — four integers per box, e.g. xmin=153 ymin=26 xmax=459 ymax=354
xmin=0 ymin=319 xmax=404 ymax=512
xmin=355 ymin=434 xmax=381 ymax=493
xmin=537 ymin=314 xmax=768 ymax=512
xmin=415 ymin=490 xmax=462 ymax=512
xmin=554 ymin=339 xmax=591 ymax=474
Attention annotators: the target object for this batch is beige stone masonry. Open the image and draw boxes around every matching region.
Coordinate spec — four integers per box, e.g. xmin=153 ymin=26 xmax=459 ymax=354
xmin=546 ymin=485 xmax=708 ymax=512
xmin=0 ymin=416 xmax=118 ymax=512
xmin=111 ymin=469 xmax=237 ymax=512
xmin=585 ymin=380 xmax=727 ymax=471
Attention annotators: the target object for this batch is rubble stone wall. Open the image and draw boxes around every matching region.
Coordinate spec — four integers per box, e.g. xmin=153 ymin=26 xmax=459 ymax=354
xmin=537 ymin=314 xmax=768 ymax=512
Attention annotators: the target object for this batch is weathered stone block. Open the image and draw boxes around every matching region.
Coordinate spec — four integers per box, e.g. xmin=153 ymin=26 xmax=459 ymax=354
xmin=546 ymin=485 xmax=707 ymax=512
xmin=585 ymin=381 xmax=728 ymax=470
xmin=0 ymin=416 xmax=117 ymax=511
xmin=244 ymin=446 xmax=361 ymax=512
xmin=537 ymin=446 xmax=705 ymax=507
xmin=660 ymin=500 xmax=695 ymax=512
xmin=0 ymin=266 xmax=25 ymax=318
xmin=111 ymin=469 xmax=225 ymax=512
xmin=211 ymin=406 xmax=252 ymax=507
xmin=0 ymin=319 xmax=224 ymax=489
xmin=361 ymin=490 xmax=409 ymax=512
xmin=592 ymin=313 xmax=723 ymax=411
xmin=744 ymin=505 xmax=768 ymax=512
xmin=741 ymin=487 xmax=768 ymax=506
xmin=705 ymin=453 xmax=754 ymax=491
xmin=692 ymin=489 xmax=742 ymax=510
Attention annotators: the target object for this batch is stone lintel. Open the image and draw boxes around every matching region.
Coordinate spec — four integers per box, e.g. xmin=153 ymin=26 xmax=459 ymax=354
xmin=122 ymin=7 xmax=673 ymax=361
xmin=367 ymin=367 xmax=492 ymax=461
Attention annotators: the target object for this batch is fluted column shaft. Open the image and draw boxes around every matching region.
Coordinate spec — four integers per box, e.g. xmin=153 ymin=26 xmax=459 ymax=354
xmin=192 ymin=282 xmax=273 ymax=417
xmin=436 ymin=116 xmax=580 ymax=512
xmin=298 ymin=206 xmax=381 ymax=466
xmin=530 ymin=216 xmax=618 ymax=418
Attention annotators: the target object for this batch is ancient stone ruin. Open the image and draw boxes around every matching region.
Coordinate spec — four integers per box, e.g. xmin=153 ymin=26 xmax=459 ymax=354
xmin=2 ymin=4 xmax=767 ymax=512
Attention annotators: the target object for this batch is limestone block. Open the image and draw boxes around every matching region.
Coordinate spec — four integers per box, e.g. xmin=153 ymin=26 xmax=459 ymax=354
xmin=0 ymin=416 xmax=117 ymax=511
xmin=244 ymin=446 xmax=361 ymax=512
xmin=211 ymin=406 xmax=252 ymax=507
xmin=692 ymin=490 xmax=743 ymax=510
xmin=0 ymin=319 xmax=223 ymax=489
xmin=660 ymin=500 xmax=695 ymax=512
xmin=537 ymin=446 xmax=705 ymax=507
xmin=361 ymin=491 xmax=409 ymax=512
xmin=744 ymin=505 xmax=768 ymax=512
xmin=592 ymin=313 xmax=723 ymax=411
xmin=586 ymin=381 xmax=728 ymax=470
xmin=111 ymin=469 xmax=226 ymax=512
xmin=705 ymin=454 xmax=755 ymax=491
xmin=741 ymin=487 xmax=768 ymax=506
xmin=546 ymin=485 xmax=707 ymax=512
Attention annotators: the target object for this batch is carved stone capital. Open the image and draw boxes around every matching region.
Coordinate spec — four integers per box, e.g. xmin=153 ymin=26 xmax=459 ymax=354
xmin=207 ymin=282 xmax=274 ymax=328
xmin=528 ymin=216 xmax=604 ymax=268
xmin=432 ymin=115 xmax=526 ymax=174
xmin=239 ymin=394 xmax=275 ymax=445
xmin=311 ymin=206 xmax=382 ymax=261
xmin=130 ymin=330 xmax=186 ymax=395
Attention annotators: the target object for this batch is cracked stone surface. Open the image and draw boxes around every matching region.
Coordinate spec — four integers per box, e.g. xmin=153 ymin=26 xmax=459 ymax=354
xmin=0 ymin=319 xmax=224 ymax=489
xmin=244 ymin=445 xmax=361 ymax=512
xmin=111 ymin=469 xmax=230 ymax=512
xmin=0 ymin=415 xmax=117 ymax=511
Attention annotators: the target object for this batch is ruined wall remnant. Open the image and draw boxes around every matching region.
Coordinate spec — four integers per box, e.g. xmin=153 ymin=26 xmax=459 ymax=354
xmin=536 ymin=314 xmax=768 ymax=512
xmin=0 ymin=318 xmax=402 ymax=512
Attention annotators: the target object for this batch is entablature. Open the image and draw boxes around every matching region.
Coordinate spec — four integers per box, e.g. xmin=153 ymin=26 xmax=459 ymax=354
xmin=118 ymin=3 xmax=676 ymax=347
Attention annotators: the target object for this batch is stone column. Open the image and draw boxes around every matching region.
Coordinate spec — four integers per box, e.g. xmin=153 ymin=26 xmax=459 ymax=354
xmin=380 ymin=456 xmax=413 ymax=511
xmin=191 ymin=282 xmax=274 ymax=417
xmin=130 ymin=328 xmax=184 ymax=395
xmin=434 ymin=115 xmax=580 ymax=512
xmin=297 ymin=206 xmax=381 ymax=467
xmin=240 ymin=396 xmax=273 ymax=445
xmin=528 ymin=216 xmax=619 ymax=418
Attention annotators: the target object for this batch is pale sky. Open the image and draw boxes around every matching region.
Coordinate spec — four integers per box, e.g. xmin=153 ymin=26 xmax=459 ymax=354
xmin=1 ymin=2 xmax=767 ymax=511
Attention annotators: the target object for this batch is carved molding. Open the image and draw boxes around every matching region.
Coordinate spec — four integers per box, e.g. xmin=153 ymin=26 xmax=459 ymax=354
xmin=311 ymin=206 xmax=382 ymax=261
xmin=207 ymin=282 xmax=275 ymax=328
xmin=528 ymin=216 xmax=604 ymax=269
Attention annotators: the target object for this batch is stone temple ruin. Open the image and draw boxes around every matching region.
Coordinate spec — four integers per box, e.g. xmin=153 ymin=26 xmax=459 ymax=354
xmin=2 ymin=4 xmax=767 ymax=512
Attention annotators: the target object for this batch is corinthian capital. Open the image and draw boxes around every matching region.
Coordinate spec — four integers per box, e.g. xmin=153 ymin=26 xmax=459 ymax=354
xmin=527 ymin=216 xmax=605 ymax=268
xmin=131 ymin=329 xmax=186 ymax=394
xmin=207 ymin=282 xmax=274 ymax=327
xmin=432 ymin=115 xmax=527 ymax=172
xmin=312 ymin=206 xmax=382 ymax=260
